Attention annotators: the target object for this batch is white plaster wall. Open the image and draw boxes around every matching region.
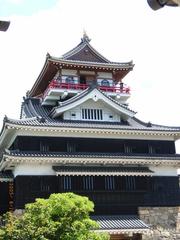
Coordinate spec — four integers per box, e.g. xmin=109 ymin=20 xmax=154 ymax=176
xmin=150 ymin=166 xmax=178 ymax=176
xmin=64 ymin=107 xmax=81 ymax=120
xmin=13 ymin=164 xmax=55 ymax=177
xmin=97 ymin=72 xmax=112 ymax=78
xmin=63 ymin=99 xmax=121 ymax=121
xmin=61 ymin=76 xmax=78 ymax=84
xmin=79 ymin=70 xmax=95 ymax=75
xmin=13 ymin=164 xmax=178 ymax=177
xmin=61 ymin=69 xmax=77 ymax=76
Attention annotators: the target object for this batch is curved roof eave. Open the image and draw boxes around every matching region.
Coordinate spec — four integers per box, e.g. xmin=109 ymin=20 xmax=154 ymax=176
xmin=28 ymin=55 xmax=56 ymax=97
xmin=132 ymin=116 xmax=180 ymax=130
xmin=28 ymin=54 xmax=133 ymax=98
xmin=2 ymin=151 xmax=180 ymax=168
xmin=0 ymin=121 xmax=18 ymax=153
xmin=49 ymin=57 xmax=134 ymax=70
xmin=2 ymin=117 xmax=180 ymax=141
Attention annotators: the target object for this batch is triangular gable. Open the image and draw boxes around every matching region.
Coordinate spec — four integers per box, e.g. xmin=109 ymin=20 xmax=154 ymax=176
xmin=51 ymin=87 xmax=136 ymax=119
xmin=62 ymin=37 xmax=110 ymax=63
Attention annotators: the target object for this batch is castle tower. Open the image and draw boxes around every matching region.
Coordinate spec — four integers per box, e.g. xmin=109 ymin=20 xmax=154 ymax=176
xmin=0 ymin=36 xmax=180 ymax=240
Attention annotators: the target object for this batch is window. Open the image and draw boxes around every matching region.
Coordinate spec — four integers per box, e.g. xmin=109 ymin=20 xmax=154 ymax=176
xmin=40 ymin=141 xmax=49 ymax=152
xmin=82 ymin=109 xmax=103 ymax=121
xmin=80 ymin=75 xmax=86 ymax=84
xmin=125 ymin=176 xmax=136 ymax=191
xmin=63 ymin=176 xmax=72 ymax=190
xmin=101 ymin=79 xmax=110 ymax=87
xmin=71 ymin=112 xmax=76 ymax=120
xmin=67 ymin=142 xmax=76 ymax=152
xmin=83 ymin=176 xmax=94 ymax=190
xmin=40 ymin=184 xmax=50 ymax=192
xmin=65 ymin=76 xmax=74 ymax=84
xmin=105 ymin=176 xmax=115 ymax=190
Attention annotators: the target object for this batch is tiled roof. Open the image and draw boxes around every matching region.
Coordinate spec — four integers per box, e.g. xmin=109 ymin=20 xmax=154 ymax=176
xmin=1 ymin=97 xmax=179 ymax=132
xmin=2 ymin=151 xmax=179 ymax=170
xmin=59 ymin=36 xmax=133 ymax=68
xmin=92 ymin=215 xmax=150 ymax=233
xmin=52 ymin=165 xmax=153 ymax=176
xmin=5 ymin=117 xmax=180 ymax=133
xmin=51 ymin=86 xmax=91 ymax=109
xmin=62 ymin=38 xmax=110 ymax=63
xmin=0 ymin=171 xmax=13 ymax=182
xmin=6 ymin=150 xmax=180 ymax=161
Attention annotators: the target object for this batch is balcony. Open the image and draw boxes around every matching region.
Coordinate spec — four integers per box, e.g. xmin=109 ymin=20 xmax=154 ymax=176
xmin=42 ymin=79 xmax=130 ymax=106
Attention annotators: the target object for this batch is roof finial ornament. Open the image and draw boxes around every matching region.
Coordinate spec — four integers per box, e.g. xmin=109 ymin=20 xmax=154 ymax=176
xmin=81 ymin=29 xmax=91 ymax=43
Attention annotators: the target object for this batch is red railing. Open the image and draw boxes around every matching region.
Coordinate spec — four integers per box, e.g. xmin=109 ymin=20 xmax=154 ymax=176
xmin=48 ymin=80 xmax=88 ymax=90
xmin=99 ymin=85 xmax=130 ymax=94
xmin=43 ymin=80 xmax=130 ymax=99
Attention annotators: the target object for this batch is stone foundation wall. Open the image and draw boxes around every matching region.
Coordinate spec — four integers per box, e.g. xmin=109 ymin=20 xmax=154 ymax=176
xmin=139 ymin=207 xmax=180 ymax=240
xmin=110 ymin=233 xmax=141 ymax=240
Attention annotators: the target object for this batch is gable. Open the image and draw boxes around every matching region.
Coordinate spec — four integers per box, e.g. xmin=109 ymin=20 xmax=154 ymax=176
xmin=65 ymin=45 xmax=108 ymax=63
xmin=51 ymin=88 xmax=135 ymax=121
xmin=51 ymin=88 xmax=136 ymax=119
xmin=63 ymin=99 xmax=123 ymax=122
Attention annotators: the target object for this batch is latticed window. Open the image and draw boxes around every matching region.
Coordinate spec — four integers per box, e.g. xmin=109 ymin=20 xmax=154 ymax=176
xmin=63 ymin=176 xmax=72 ymax=190
xmin=105 ymin=176 xmax=115 ymax=190
xmin=82 ymin=108 xmax=103 ymax=120
xmin=65 ymin=76 xmax=75 ymax=84
xmin=125 ymin=176 xmax=136 ymax=191
xmin=83 ymin=176 xmax=94 ymax=190
xmin=101 ymin=79 xmax=110 ymax=87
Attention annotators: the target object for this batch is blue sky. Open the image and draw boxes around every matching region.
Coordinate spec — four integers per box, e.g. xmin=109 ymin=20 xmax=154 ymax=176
xmin=0 ymin=0 xmax=58 ymax=16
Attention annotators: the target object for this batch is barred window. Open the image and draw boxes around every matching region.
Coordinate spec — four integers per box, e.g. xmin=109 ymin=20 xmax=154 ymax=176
xmin=82 ymin=109 xmax=103 ymax=120
xmin=65 ymin=76 xmax=74 ymax=84
xmin=63 ymin=176 xmax=72 ymax=190
xmin=125 ymin=176 xmax=136 ymax=191
xmin=83 ymin=176 xmax=94 ymax=190
xmin=105 ymin=176 xmax=115 ymax=190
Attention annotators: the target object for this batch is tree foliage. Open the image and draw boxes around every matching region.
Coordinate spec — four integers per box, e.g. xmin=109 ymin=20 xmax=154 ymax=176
xmin=0 ymin=193 xmax=109 ymax=240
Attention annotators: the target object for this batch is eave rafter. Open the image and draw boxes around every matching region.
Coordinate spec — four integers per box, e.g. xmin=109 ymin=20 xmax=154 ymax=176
xmin=50 ymin=58 xmax=133 ymax=71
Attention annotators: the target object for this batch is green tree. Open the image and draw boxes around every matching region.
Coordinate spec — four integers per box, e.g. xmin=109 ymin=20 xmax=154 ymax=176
xmin=0 ymin=193 xmax=109 ymax=240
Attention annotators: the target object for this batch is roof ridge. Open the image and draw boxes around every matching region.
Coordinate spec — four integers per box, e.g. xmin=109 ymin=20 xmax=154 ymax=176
xmin=62 ymin=41 xmax=86 ymax=59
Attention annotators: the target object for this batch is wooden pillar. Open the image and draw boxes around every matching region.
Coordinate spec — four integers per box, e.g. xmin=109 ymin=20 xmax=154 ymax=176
xmin=8 ymin=181 xmax=14 ymax=212
xmin=0 ymin=181 xmax=9 ymax=214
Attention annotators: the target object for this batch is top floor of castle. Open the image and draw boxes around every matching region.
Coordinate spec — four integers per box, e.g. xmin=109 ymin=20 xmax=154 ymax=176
xmin=28 ymin=33 xmax=134 ymax=107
